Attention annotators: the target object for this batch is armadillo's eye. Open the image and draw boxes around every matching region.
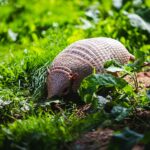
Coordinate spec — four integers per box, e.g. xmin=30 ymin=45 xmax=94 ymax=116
xmin=62 ymin=87 xmax=70 ymax=95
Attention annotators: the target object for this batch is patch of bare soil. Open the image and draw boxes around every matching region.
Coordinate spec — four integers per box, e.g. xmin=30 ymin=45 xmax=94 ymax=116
xmin=136 ymin=72 xmax=150 ymax=88
xmin=71 ymin=128 xmax=144 ymax=150
xmin=124 ymin=71 xmax=150 ymax=88
xmin=71 ymin=128 xmax=113 ymax=150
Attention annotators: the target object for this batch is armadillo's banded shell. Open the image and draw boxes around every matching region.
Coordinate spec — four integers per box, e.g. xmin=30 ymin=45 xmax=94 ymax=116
xmin=51 ymin=37 xmax=131 ymax=76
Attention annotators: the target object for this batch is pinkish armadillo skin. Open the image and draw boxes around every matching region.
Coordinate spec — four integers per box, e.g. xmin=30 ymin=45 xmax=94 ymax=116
xmin=48 ymin=37 xmax=133 ymax=94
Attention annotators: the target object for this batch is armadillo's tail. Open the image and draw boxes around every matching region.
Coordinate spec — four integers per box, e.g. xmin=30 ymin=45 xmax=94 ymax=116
xmin=129 ymin=54 xmax=135 ymax=61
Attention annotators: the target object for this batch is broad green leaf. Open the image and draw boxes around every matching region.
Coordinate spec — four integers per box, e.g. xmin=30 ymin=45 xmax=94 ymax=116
xmin=79 ymin=73 xmax=128 ymax=93
xmin=111 ymin=105 xmax=130 ymax=121
xmin=79 ymin=73 xmax=128 ymax=104
xmin=106 ymin=66 xmax=123 ymax=73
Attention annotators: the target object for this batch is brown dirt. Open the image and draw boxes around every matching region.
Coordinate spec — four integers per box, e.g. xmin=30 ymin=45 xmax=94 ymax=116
xmin=136 ymin=72 xmax=150 ymax=88
xmin=124 ymin=71 xmax=150 ymax=88
xmin=71 ymin=128 xmax=113 ymax=150
xmin=71 ymin=128 xmax=145 ymax=150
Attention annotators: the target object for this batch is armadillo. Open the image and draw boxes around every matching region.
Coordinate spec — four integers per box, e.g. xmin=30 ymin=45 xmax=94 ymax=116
xmin=47 ymin=37 xmax=134 ymax=98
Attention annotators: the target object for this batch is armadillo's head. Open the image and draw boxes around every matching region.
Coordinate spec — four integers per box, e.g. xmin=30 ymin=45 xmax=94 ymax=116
xmin=47 ymin=70 xmax=72 ymax=99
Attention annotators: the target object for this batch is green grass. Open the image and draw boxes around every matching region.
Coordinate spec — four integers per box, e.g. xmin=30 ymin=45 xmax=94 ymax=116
xmin=0 ymin=0 xmax=150 ymax=149
xmin=0 ymin=111 xmax=106 ymax=149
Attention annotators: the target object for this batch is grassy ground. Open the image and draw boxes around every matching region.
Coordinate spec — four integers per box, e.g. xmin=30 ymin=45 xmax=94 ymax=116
xmin=0 ymin=0 xmax=150 ymax=149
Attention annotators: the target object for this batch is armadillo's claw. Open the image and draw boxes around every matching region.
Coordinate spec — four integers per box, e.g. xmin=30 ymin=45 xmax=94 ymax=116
xmin=70 ymin=73 xmax=79 ymax=80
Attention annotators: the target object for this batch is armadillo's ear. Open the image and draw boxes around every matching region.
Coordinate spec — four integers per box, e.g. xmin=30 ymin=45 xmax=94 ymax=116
xmin=69 ymin=73 xmax=79 ymax=81
xmin=47 ymin=68 xmax=51 ymax=75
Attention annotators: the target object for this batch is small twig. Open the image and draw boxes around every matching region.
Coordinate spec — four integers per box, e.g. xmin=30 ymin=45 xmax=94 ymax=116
xmin=120 ymin=73 xmax=129 ymax=78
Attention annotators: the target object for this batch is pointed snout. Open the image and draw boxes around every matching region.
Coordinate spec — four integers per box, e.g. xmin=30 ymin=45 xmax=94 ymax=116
xmin=47 ymin=94 xmax=53 ymax=99
xmin=47 ymin=92 xmax=55 ymax=99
